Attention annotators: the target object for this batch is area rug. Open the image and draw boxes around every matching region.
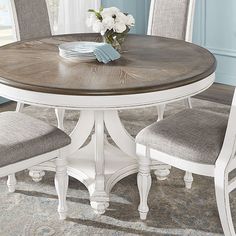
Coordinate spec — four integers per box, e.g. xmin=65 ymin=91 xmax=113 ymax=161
xmin=0 ymin=98 xmax=233 ymax=236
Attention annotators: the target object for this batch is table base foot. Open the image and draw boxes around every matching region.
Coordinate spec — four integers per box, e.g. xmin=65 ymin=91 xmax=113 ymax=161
xmin=152 ymin=162 xmax=171 ymax=181
xmin=67 ymin=138 xmax=137 ymax=214
xmin=90 ymin=197 xmax=109 ymax=215
xmin=29 ymin=169 xmax=45 ymax=182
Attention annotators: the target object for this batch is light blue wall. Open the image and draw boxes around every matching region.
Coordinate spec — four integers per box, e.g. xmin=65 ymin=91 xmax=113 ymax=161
xmin=193 ymin=0 xmax=236 ymax=86
xmin=101 ymin=0 xmax=150 ymax=34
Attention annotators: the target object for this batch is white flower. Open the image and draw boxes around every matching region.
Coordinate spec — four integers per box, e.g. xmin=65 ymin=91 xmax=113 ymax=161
xmin=86 ymin=13 xmax=97 ymax=27
xmin=109 ymin=7 xmax=120 ymax=13
xmin=92 ymin=20 xmax=105 ymax=33
xmin=116 ymin=12 xmax=127 ymax=24
xmin=101 ymin=7 xmax=120 ymax=18
xmin=114 ymin=22 xmax=127 ymax=33
xmin=126 ymin=14 xmax=135 ymax=27
xmin=86 ymin=6 xmax=135 ymax=35
xmin=102 ymin=16 xmax=115 ymax=30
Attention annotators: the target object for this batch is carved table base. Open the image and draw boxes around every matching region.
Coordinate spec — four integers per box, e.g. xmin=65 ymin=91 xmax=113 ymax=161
xmin=30 ymin=109 xmax=170 ymax=214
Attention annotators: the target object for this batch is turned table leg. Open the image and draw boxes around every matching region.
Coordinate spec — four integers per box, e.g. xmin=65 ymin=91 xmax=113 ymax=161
xmin=90 ymin=111 xmax=109 ymax=214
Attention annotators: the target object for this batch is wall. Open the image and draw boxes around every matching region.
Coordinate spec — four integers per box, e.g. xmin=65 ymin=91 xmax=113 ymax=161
xmin=193 ymin=0 xmax=236 ymax=86
xmin=101 ymin=0 xmax=150 ymax=34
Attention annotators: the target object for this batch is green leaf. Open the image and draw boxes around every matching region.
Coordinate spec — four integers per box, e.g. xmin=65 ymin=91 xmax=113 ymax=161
xmin=88 ymin=8 xmax=103 ymax=20
xmin=99 ymin=6 xmax=104 ymax=12
xmin=95 ymin=12 xmax=102 ymax=20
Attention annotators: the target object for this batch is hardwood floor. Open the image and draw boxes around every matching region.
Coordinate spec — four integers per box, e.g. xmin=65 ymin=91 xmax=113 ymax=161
xmin=0 ymin=83 xmax=234 ymax=112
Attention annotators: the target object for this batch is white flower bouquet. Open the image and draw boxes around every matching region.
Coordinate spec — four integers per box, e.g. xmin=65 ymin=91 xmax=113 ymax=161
xmin=87 ymin=6 xmax=135 ymax=51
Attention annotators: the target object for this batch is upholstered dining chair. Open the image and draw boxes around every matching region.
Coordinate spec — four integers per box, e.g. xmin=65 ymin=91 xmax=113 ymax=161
xmin=148 ymin=0 xmax=196 ymax=185
xmin=136 ymin=89 xmax=236 ymax=235
xmin=148 ymin=0 xmax=196 ymax=121
xmin=9 ymin=0 xmax=65 ymax=130
xmin=0 ymin=111 xmax=71 ymax=220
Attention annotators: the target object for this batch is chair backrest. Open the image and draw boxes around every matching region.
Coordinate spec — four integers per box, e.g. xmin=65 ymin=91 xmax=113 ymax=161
xmin=216 ymin=88 xmax=236 ymax=170
xmin=10 ymin=0 xmax=52 ymax=41
xmin=148 ymin=0 xmax=196 ymax=42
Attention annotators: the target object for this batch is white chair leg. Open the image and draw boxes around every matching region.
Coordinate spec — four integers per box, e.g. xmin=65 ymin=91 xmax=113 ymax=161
xmin=55 ymin=153 xmax=68 ymax=220
xmin=55 ymin=108 xmax=65 ymax=130
xmin=184 ymin=172 xmax=193 ymax=189
xmin=16 ymin=102 xmax=24 ymax=112
xmin=184 ymin=97 xmax=192 ymax=109
xmin=157 ymin=104 xmax=166 ymax=122
xmin=137 ymin=149 xmax=152 ymax=220
xmin=7 ymin=174 xmax=16 ymax=193
xmin=215 ymin=173 xmax=235 ymax=236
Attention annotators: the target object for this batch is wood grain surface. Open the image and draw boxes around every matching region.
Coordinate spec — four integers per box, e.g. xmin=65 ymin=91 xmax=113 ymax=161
xmin=0 ymin=34 xmax=216 ymax=96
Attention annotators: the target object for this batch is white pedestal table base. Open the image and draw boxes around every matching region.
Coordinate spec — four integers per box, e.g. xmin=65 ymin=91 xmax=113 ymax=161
xmin=30 ymin=110 xmax=169 ymax=214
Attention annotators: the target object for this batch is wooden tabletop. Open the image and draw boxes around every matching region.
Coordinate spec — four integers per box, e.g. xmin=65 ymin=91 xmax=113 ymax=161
xmin=0 ymin=34 xmax=216 ymax=96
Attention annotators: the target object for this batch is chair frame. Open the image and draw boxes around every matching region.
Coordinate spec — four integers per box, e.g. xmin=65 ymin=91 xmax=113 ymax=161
xmin=1 ymin=147 xmax=69 ymax=220
xmin=136 ymin=89 xmax=236 ymax=235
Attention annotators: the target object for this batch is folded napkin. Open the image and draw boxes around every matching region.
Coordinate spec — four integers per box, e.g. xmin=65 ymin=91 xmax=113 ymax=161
xmin=93 ymin=43 xmax=121 ymax=64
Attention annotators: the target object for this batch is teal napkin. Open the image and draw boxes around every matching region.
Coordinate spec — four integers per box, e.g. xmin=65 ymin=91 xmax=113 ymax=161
xmin=94 ymin=48 xmax=110 ymax=64
xmin=93 ymin=43 xmax=121 ymax=64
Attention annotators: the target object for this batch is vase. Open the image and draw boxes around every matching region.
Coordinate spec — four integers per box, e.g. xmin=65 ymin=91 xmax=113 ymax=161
xmin=103 ymin=29 xmax=129 ymax=52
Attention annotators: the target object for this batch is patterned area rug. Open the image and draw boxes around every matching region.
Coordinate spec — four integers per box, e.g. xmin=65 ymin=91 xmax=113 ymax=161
xmin=0 ymin=98 xmax=233 ymax=236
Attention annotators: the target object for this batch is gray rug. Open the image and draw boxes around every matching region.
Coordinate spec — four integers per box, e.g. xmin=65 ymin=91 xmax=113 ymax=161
xmin=0 ymin=98 xmax=233 ymax=236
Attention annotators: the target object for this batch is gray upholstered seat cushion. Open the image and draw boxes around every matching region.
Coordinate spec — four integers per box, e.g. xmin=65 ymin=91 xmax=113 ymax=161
xmin=0 ymin=112 xmax=71 ymax=168
xmin=136 ymin=109 xmax=228 ymax=164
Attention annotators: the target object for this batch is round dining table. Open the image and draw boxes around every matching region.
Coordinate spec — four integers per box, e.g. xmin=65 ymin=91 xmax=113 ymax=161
xmin=0 ymin=33 xmax=216 ymax=214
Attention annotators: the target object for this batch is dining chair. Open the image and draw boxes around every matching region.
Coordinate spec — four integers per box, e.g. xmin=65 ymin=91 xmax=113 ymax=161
xmin=148 ymin=0 xmax=196 ymax=184
xmin=136 ymin=89 xmax=236 ymax=235
xmin=0 ymin=111 xmax=71 ymax=220
xmin=148 ymin=0 xmax=196 ymax=121
xmin=9 ymin=0 xmax=66 ymax=181
xmin=9 ymin=0 xmax=65 ymax=129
